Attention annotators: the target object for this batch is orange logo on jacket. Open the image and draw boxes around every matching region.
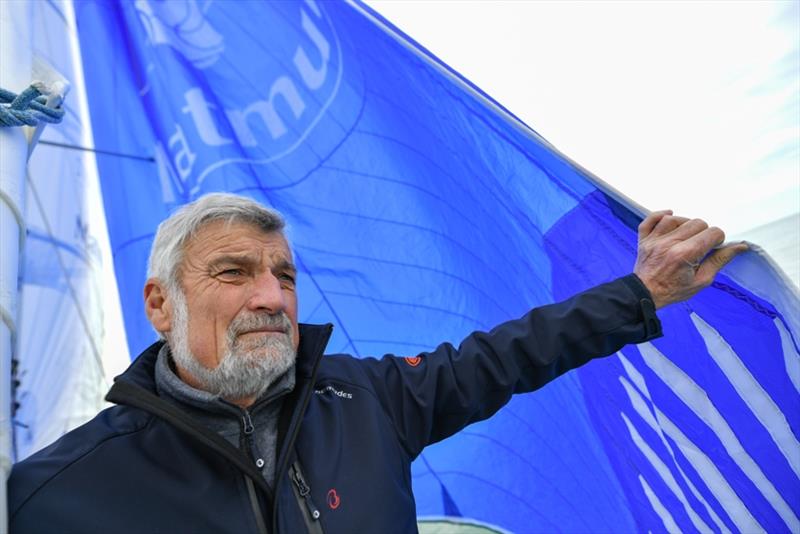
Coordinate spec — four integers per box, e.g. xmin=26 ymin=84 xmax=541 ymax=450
xmin=404 ymin=356 xmax=422 ymax=367
xmin=327 ymin=488 xmax=341 ymax=510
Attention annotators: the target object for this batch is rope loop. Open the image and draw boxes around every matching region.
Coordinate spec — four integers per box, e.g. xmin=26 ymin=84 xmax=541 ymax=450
xmin=0 ymin=85 xmax=65 ymax=127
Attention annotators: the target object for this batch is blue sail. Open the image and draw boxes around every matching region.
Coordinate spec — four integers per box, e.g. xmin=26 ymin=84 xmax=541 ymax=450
xmin=75 ymin=1 xmax=800 ymax=531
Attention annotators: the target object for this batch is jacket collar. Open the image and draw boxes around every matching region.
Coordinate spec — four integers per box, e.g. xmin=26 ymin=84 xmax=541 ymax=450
xmin=104 ymin=323 xmax=334 ymax=500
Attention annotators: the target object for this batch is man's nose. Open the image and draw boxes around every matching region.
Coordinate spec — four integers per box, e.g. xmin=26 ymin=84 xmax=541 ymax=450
xmin=247 ymin=272 xmax=286 ymax=313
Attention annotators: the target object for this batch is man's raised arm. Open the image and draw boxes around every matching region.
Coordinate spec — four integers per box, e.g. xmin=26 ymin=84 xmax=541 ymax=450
xmin=357 ymin=211 xmax=749 ymax=457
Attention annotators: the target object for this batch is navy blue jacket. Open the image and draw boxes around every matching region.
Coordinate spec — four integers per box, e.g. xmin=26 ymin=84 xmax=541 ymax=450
xmin=9 ymin=275 xmax=661 ymax=533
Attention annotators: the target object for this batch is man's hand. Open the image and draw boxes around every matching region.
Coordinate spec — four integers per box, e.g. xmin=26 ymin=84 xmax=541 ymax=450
xmin=634 ymin=210 xmax=749 ymax=309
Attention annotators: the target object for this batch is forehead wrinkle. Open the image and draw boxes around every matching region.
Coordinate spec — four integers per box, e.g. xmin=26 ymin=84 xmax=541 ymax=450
xmin=181 ymin=221 xmax=292 ymax=276
xmin=208 ymin=253 xmax=259 ymax=269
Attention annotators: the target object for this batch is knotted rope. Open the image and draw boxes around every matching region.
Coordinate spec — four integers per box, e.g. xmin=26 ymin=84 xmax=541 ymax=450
xmin=0 ymin=84 xmax=64 ymax=127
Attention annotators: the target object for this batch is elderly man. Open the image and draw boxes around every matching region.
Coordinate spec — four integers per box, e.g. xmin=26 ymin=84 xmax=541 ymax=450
xmin=9 ymin=193 xmax=746 ymax=533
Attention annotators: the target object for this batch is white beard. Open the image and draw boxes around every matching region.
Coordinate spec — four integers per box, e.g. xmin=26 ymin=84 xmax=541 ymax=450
xmin=168 ymin=287 xmax=296 ymax=400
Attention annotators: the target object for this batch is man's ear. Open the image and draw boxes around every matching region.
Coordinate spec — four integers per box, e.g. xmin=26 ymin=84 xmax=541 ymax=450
xmin=144 ymin=279 xmax=172 ymax=334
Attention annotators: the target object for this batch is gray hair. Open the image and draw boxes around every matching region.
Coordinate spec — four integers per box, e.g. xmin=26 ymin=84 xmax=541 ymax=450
xmin=147 ymin=193 xmax=286 ymax=292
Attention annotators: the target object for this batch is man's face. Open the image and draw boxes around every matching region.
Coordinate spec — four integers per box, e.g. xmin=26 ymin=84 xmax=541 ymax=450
xmin=167 ymin=220 xmax=300 ymax=400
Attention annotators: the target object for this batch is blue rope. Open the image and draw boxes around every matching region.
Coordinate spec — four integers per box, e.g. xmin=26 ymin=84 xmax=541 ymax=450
xmin=0 ymin=85 xmax=65 ymax=127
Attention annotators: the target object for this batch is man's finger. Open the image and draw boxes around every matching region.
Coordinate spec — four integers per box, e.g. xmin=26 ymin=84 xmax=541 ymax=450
xmin=696 ymin=242 xmax=749 ymax=284
xmin=672 ymin=226 xmax=726 ymax=263
xmin=638 ymin=210 xmax=673 ymax=239
xmin=650 ymin=215 xmax=690 ymax=238
xmin=665 ymin=218 xmax=709 ymax=242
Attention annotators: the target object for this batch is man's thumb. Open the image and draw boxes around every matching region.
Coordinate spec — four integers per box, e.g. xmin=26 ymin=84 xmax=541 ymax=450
xmin=697 ymin=242 xmax=749 ymax=284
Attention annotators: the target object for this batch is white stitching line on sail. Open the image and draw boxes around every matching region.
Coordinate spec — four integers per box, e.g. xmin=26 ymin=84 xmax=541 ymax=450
xmin=617 ymin=352 xmax=757 ymax=533
xmin=620 ymin=411 xmax=714 ymax=534
xmin=638 ymin=342 xmax=799 ymax=531
xmin=616 ymin=371 xmax=731 ymax=533
xmin=637 ymin=474 xmax=681 ymax=534
xmin=651 ymin=401 xmax=762 ymax=534
xmin=690 ymin=312 xmax=800 ymax=480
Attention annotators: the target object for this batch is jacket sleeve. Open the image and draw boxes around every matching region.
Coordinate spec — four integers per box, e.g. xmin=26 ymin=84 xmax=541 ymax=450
xmin=358 ymin=274 xmax=663 ymax=459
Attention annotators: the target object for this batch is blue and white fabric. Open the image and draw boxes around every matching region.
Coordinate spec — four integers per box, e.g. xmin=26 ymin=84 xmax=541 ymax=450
xmin=73 ymin=1 xmax=800 ymax=531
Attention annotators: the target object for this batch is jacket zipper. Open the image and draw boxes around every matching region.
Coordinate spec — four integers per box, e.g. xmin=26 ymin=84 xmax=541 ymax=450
xmin=242 ymin=410 xmax=256 ymax=458
xmin=272 ymin=324 xmax=333 ymax=533
xmin=243 ymin=411 xmax=255 ymax=435
xmin=240 ymin=409 xmax=268 ymax=534
xmin=290 ymin=461 xmax=323 ymax=534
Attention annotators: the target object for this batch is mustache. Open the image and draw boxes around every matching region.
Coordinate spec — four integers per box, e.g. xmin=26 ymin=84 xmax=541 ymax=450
xmin=229 ymin=312 xmax=291 ymax=336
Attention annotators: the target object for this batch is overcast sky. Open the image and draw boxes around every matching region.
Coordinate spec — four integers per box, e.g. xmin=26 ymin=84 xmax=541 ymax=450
xmin=365 ymin=1 xmax=799 ymax=238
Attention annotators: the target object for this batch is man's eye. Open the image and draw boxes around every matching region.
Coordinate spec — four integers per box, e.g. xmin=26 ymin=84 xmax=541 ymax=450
xmin=219 ymin=269 xmax=243 ymax=277
xmin=279 ymin=273 xmax=296 ymax=284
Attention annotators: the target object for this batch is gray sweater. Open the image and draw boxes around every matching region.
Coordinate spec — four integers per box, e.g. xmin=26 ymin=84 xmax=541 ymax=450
xmin=154 ymin=344 xmax=295 ymax=490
